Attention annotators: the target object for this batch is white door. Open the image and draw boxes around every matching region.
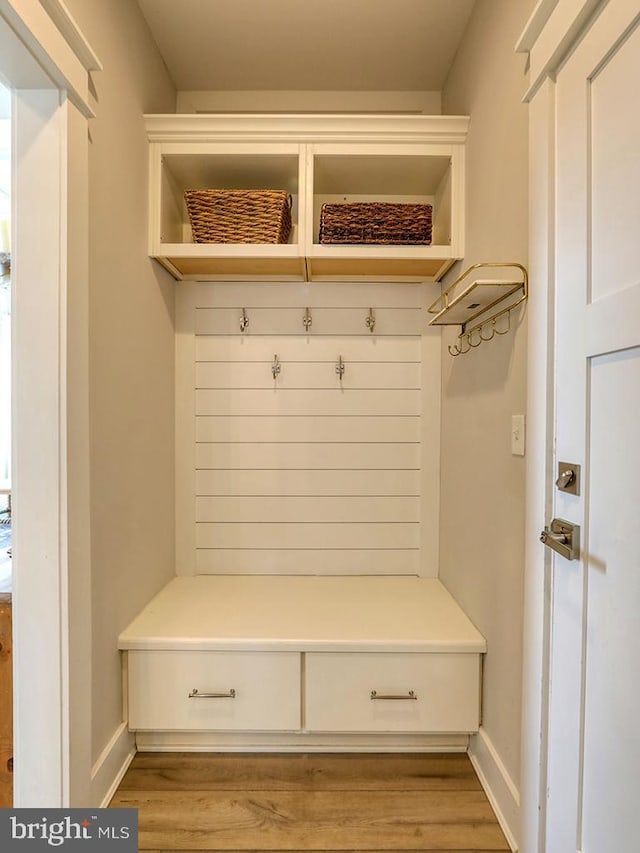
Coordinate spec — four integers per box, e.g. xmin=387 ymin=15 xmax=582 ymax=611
xmin=544 ymin=2 xmax=640 ymax=850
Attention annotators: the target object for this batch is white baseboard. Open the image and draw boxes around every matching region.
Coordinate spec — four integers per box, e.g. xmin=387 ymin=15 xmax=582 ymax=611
xmin=135 ymin=730 xmax=470 ymax=752
xmin=90 ymin=722 xmax=136 ymax=807
xmin=469 ymin=727 xmax=520 ymax=852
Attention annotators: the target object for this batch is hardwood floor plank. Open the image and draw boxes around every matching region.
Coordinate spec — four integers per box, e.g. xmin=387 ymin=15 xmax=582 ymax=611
xmin=110 ymin=789 xmax=509 ymax=851
xmin=112 ymin=753 xmax=509 ymax=852
xmin=120 ymin=754 xmax=482 ymax=793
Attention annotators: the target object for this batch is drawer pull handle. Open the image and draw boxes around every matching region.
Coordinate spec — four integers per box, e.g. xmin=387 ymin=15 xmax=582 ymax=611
xmin=370 ymin=690 xmax=418 ymax=701
xmin=188 ymin=688 xmax=236 ymax=699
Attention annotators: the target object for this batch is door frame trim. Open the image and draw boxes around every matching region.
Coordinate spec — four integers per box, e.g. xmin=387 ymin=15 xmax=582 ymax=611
xmin=1 ymin=0 xmax=97 ymax=806
xmin=518 ymin=1 xmax=611 ymax=851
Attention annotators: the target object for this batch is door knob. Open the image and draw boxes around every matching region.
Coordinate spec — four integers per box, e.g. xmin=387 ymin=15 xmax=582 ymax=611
xmin=540 ymin=518 xmax=580 ymax=560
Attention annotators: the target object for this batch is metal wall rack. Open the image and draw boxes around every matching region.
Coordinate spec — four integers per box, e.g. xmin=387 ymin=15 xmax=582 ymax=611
xmin=427 ymin=262 xmax=528 ymax=356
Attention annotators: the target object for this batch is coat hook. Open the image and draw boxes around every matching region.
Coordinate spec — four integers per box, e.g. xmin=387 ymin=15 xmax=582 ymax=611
xmin=303 ymin=307 xmax=312 ymax=331
xmin=468 ymin=327 xmax=482 ymax=348
xmin=365 ymin=307 xmax=376 ymax=333
xmin=240 ymin=308 xmax=249 ymax=333
xmin=271 ymin=354 xmax=281 ymax=380
xmin=480 ymin=319 xmax=496 ymax=342
xmin=335 ymin=355 xmax=345 ymax=379
xmin=448 ymin=332 xmax=471 ymax=357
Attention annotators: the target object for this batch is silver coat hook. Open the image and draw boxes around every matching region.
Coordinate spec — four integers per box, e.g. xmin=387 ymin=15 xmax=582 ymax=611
xmin=303 ymin=307 xmax=312 ymax=331
xmin=272 ymin=354 xmax=281 ymax=380
xmin=240 ymin=308 xmax=249 ymax=333
xmin=365 ymin=307 xmax=376 ymax=333
xmin=336 ymin=355 xmax=345 ymax=379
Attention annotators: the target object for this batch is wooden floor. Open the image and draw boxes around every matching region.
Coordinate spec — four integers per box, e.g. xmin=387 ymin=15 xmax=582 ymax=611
xmin=111 ymin=752 xmax=510 ymax=852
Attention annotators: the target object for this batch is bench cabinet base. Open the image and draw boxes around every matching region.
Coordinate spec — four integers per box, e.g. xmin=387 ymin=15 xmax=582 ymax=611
xmin=120 ymin=577 xmax=486 ymax=749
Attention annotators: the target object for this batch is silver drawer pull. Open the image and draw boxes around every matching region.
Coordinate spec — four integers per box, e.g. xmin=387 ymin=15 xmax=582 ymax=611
xmin=370 ymin=690 xmax=417 ymax=701
xmin=188 ymin=688 xmax=236 ymax=699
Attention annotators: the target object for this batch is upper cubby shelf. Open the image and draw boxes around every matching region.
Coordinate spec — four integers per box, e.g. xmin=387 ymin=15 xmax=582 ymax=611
xmin=145 ymin=115 xmax=468 ymax=283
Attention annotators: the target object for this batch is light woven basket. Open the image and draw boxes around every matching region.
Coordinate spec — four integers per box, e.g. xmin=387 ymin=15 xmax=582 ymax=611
xmin=184 ymin=189 xmax=292 ymax=244
xmin=319 ymin=202 xmax=432 ymax=245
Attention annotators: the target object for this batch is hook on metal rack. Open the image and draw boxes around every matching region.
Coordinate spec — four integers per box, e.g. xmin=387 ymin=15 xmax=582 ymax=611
xmin=303 ymin=307 xmax=312 ymax=331
xmin=449 ymin=306 xmax=516 ymax=357
xmin=468 ymin=327 xmax=483 ymax=348
xmin=480 ymin=319 xmax=496 ymax=342
xmin=494 ymin=311 xmax=511 ymax=335
xmin=240 ymin=308 xmax=249 ymax=333
xmin=335 ymin=355 xmax=345 ymax=379
xmin=449 ymin=334 xmax=471 ymax=357
xmin=428 ymin=262 xmax=528 ymax=357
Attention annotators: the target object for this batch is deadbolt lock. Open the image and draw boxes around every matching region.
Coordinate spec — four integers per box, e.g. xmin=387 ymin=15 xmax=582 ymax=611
xmin=555 ymin=461 xmax=581 ymax=495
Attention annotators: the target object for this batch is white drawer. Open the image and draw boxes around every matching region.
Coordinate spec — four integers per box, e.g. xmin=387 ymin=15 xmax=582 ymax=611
xmin=304 ymin=652 xmax=480 ymax=733
xmin=127 ymin=650 xmax=300 ymax=731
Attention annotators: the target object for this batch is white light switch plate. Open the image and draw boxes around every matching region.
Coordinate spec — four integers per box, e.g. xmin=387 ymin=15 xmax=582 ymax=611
xmin=511 ymin=414 xmax=525 ymax=456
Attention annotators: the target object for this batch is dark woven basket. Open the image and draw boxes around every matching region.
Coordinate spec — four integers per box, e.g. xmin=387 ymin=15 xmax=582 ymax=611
xmin=319 ymin=202 xmax=432 ymax=245
xmin=184 ymin=189 xmax=292 ymax=244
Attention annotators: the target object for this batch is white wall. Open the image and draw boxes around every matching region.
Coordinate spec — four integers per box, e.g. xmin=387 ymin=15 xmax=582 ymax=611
xmin=439 ymin=0 xmax=535 ymax=837
xmin=175 ymin=281 xmax=441 ymax=578
xmin=62 ymin=0 xmax=177 ymax=767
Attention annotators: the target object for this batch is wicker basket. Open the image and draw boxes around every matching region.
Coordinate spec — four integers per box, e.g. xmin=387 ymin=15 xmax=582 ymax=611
xmin=319 ymin=202 xmax=432 ymax=245
xmin=184 ymin=189 xmax=292 ymax=244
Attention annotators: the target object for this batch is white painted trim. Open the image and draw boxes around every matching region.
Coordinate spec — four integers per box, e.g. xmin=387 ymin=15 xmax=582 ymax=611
xmin=420 ymin=302 xmax=441 ymax=577
xmin=516 ymin=0 xmax=559 ymax=52
xmin=0 ymin=11 xmax=53 ymax=88
xmin=91 ymin=723 xmax=136 ymax=808
xmin=38 ymin=0 xmax=102 ymax=71
xmin=469 ymin=728 xmax=521 ymax=852
xmin=144 ymin=113 xmax=470 ymax=145
xmin=521 ymin=76 xmax=556 ymax=853
xmin=3 ymin=10 xmax=94 ymax=805
xmin=11 ymin=88 xmax=66 ymax=807
xmin=175 ymin=282 xmax=197 ymax=575
xmin=136 ymin=731 xmax=470 ymax=752
xmin=0 ymin=0 xmax=98 ymax=116
xmin=520 ymin=0 xmax=605 ymax=101
xmin=63 ymin=98 xmax=93 ymax=807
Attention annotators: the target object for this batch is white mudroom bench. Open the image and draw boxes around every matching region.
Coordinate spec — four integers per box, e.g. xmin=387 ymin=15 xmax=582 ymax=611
xmin=119 ymin=575 xmax=486 ymax=752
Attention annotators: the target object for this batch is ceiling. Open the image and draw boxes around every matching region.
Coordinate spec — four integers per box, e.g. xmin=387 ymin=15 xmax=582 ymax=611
xmin=136 ymin=0 xmax=476 ymax=93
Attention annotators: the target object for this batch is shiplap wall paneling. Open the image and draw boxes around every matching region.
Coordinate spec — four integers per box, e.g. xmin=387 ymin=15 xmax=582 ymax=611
xmin=176 ymin=282 xmax=440 ymax=577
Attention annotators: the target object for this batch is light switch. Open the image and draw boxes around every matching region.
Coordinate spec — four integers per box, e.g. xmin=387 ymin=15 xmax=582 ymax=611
xmin=511 ymin=414 xmax=525 ymax=456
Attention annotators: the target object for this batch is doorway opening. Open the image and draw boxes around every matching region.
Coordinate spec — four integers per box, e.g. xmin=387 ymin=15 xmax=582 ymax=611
xmin=0 ymin=79 xmax=11 ymax=581
xmin=0 ymin=77 xmax=11 ymax=807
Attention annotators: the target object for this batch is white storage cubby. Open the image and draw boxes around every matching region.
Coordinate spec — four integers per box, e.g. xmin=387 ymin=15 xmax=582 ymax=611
xmin=145 ymin=114 xmax=468 ymax=282
xmin=150 ymin=140 xmax=305 ymax=281
xmin=307 ymin=144 xmax=461 ymax=282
